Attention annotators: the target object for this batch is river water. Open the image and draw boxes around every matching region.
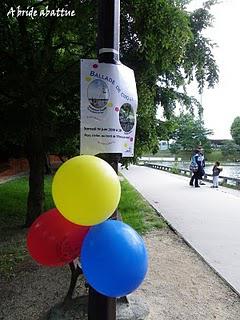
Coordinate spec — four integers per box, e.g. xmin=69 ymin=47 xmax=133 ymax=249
xmin=157 ymin=161 xmax=240 ymax=179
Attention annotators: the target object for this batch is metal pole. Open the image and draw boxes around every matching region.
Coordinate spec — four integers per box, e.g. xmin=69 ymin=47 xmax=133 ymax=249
xmin=87 ymin=1 xmax=121 ymax=319
xmin=98 ymin=0 xmax=120 ymax=64
xmin=88 ymin=287 xmax=116 ymax=320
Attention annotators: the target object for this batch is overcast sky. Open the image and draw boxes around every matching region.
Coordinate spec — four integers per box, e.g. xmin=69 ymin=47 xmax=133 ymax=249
xmin=187 ymin=0 xmax=240 ymax=139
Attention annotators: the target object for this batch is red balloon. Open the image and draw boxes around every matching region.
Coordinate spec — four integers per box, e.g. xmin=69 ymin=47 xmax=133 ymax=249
xmin=27 ymin=208 xmax=90 ymax=266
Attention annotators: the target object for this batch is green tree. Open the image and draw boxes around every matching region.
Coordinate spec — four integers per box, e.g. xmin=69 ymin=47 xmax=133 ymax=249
xmin=121 ymin=0 xmax=218 ymax=155
xmin=156 ymin=119 xmax=178 ymax=142
xmin=169 ymin=112 xmax=213 ymax=153
xmin=0 ymin=0 xmax=219 ymax=225
xmin=220 ymin=140 xmax=240 ymax=160
xmin=0 ymin=1 xmax=96 ymax=226
xmin=231 ymin=117 xmax=240 ymax=146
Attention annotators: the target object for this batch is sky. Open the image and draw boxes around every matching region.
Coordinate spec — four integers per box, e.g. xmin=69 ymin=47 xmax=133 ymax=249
xmin=186 ymin=0 xmax=240 ymax=139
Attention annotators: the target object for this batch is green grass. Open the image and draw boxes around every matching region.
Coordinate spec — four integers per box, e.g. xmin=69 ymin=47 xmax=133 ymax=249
xmin=0 ymin=175 xmax=165 ymax=277
xmin=0 ymin=176 xmax=54 ymax=236
xmin=0 ymin=175 xmax=164 ymax=236
xmin=0 ymin=177 xmax=29 ymax=233
xmin=205 ymin=150 xmax=224 ymax=162
xmin=119 ymin=178 xmax=166 ymax=234
xmin=0 ymin=176 xmax=54 ymax=277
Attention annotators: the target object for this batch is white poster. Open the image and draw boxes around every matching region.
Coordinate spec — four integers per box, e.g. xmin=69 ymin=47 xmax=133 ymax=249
xmin=80 ymin=59 xmax=138 ymax=157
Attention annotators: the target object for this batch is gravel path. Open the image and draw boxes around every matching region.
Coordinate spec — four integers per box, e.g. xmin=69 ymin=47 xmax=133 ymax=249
xmin=0 ymin=228 xmax=240 ymax=320
xmin=131 ymin=229 xmax=240 ymax=320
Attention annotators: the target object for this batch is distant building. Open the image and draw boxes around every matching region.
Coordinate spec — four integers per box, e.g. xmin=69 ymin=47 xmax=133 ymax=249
xmin=209 ymin=139 xmax=232 ymax=149
xmin=159 ymin=140 xmax=169 ymax=151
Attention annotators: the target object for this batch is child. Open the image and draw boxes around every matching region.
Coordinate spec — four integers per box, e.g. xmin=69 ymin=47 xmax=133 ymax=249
xmin=211 ymin=161 xmax=223 ymax=188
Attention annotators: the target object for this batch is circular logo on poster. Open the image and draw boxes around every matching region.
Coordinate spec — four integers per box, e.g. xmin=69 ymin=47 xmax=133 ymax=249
xmin=119 ymin=103 xmax=135 ymax=133
xmin=87 ymin=79 xmax=109 ymax=111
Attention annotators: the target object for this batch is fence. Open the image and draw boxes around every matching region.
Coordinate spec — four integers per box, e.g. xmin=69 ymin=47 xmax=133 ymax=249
xmin=143 ymin=162 xmax=240 ymax=189
xmin=0 ymin=155 xmax=62 ymax=179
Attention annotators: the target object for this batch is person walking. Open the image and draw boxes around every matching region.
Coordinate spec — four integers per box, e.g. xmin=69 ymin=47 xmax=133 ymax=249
xmin=189 ymin=149 xmax=204 ymax=188
xmin=211 ymin=161 xmax=223 ymax=188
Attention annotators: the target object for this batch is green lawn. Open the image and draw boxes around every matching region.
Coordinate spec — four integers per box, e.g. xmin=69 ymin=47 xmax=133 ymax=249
xmin=0 ymin=176 xmax=54 ymax=277
xmin=0 ymin=175 xmax=165 ymax=277
xmin=0 ymin=176 xmax=54 ymax=236
xmin=119 ymin=178 xmax=166 ymax=234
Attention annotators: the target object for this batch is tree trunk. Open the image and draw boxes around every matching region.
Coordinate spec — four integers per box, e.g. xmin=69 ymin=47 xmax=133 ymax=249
xmin=25 ymin=130 xmax=45 ymax=227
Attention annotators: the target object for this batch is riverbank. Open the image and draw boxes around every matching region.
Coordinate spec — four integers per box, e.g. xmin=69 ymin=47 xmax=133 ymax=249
xmin=143 ymin=149 xmax=240 ymax=163
xmin=140 ymin=159 xmax=240 ymax=181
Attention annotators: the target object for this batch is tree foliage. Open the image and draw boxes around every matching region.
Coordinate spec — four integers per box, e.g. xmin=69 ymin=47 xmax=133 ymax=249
xmin=121 ymin=0 xmax=219 ymax=156
xmin=169 ymin=112 xmax=213 ymax=153
xmin=1 ymin=0 xmax=97 ymax=225
xmin=231 ymin=117 xmax=240 ymax=146
xmin=220 ymin=140 xmax=240 ymax=160
xmin=1 ymin=0 xmax=95 ymax=155
xmin=0 ymin=0 xmax=219 ymax=224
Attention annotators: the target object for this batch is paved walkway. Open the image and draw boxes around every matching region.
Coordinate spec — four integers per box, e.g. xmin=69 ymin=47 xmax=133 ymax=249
xmin=121 ymin=165 xmax=240 ymax=295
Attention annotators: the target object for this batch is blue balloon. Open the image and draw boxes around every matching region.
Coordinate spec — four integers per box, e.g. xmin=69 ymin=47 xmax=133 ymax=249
xmin=80 ymin=220 xmax=148 ymax=298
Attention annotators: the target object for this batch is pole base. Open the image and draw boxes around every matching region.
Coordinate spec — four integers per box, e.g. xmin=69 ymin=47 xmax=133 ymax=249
xmin=44 ymin=295 xmax=149 ymax=320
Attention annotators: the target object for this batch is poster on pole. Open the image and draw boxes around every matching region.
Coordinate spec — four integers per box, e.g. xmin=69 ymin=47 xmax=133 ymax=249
xmin=80 ymin=59 xmax=138 ymax=157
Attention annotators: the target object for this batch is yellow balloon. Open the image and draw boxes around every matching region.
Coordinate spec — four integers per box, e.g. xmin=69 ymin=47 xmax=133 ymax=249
xmin=52 ymin=155 xmax=121 ymax=226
